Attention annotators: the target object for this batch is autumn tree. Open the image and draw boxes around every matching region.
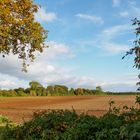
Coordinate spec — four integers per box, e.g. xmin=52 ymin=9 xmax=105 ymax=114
xmin=47 ymin=85 xmax=54 ymax=96
xmin=123 ymin=18 xmax=140 ymax=90
xmin=36 ymin=87 xmax=46 ymax=96
xmin=74 ymin=88 xmax=84 ymax=95
xmin=29 ymin=81 xmax=42 ymax=90
xmin=96 ymin=86 xmax=102 ymax=92
xmin=83 ymin=89 xmax=93 ymax=95
xmin=95 ymin=86 xmax=103 ymax=94
xmin=69 ymin=88 xmax=75 ymax=95
xmin=54 ymin=85 xmax=68 ymax=95
xmin=0 ymin=0 xmax=48 ymax=71
xmin=29 ymin=81 xmax=43 ymax=96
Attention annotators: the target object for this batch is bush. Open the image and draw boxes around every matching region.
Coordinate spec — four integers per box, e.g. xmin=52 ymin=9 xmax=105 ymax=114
xmin=0 ymin=115 xmax=9 ymax=124
xmin=17 ymin=91 xmax=29 ymax=97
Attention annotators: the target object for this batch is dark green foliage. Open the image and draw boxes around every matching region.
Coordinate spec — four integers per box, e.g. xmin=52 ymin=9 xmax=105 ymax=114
xmin=54 ymin=85 xmax=68 ymax=95
xmin=47 ymin=85 xmax=54 ymax=96
xmin=0 ymin=88 xmax=29 ymax=97
xmin=0 ymin=90 xmax=17 ymax=97
xmin=68 ymin=88 xmax=75 ymax=95
xmin=15 ymin=88 xmax=28 ymax=96
xmin=0 ymin=115 xmax=9 ymax=124
xmin=0 ymin=88 xmax=139 ymax=97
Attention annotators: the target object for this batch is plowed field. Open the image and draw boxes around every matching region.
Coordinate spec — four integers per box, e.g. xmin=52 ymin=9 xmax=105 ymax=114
xmin=0 ymin=96 xmax=136 ymax=123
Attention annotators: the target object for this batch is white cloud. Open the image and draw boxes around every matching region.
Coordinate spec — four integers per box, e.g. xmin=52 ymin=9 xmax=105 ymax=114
xmin=0 ymin=70 xmax=137 ymax=92
xmin=0 ymin=40 xmax=76 ymax=89
xmin=0 ymin=80 xmax=16 ymax=89
xmin=0 ymin=58 xmax=97 ymax=89
xmin=102 ymin=82 xmax=137 ymax=92
xmin=100 ymin=73 xmax=138 ymax=92
xmin=42 ymin=41 xmax=74 ymax=59
xmin=119 ymin=11 xmax=129 ymax=17
xmin=131 ymin=6 xmax=140 ymax=18
xmin=64 ymin=23 xmax=133 ymax=55
xmin=118 ymin=1 xmax=140 ymax=18
xmin=102 ymin=24 xmax=132 ymax=39
xmin=0 ymin=55 xmax=138 ymax=91
xmin=0 ymin=40 xmax=74 ymax=80
xmin=76 ymin=13 xmax=104 ymax=24
xmin=100 ymin=42 xmax=129 ymax=54
xmin=33 ymin=41 xmax=74 ymax=64
xmin=72 ymin=23 xmax=132 ymax=54
xmin=96 ymin=24 xmax=133 ymax=54
xmin=112 ymin=0 xmax=122 ymax=7
xmin=35 ymin=8 xmax=57 ymax=23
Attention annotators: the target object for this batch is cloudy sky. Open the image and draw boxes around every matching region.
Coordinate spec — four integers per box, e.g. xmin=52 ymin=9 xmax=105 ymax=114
xmin=0 ymin=0 xmax=140 ymax=91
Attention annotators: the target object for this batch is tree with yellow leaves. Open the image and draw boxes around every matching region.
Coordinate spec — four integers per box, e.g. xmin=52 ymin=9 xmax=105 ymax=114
xmin=0 ymin=0 xmax=48 ymax=71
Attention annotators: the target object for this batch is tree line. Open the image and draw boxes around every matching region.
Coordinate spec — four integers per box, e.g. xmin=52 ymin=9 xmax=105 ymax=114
xmin=0 ymin=81 xmax=139 ymax=97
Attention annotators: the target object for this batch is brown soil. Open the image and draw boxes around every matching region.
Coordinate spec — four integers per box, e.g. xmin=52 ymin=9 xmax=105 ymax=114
xmin=0 ymin=96 xmax=136 ymax=123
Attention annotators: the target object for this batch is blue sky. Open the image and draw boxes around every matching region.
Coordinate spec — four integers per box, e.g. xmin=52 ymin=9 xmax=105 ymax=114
xmin=0 ymin=0 xmax=140 ymax=91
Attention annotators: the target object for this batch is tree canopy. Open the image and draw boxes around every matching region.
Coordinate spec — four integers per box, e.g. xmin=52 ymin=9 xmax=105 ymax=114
xmin=29 ymin=81 xmax=43 ymax=90
xmin=0 ymin=0 xmax=48 ymax=71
